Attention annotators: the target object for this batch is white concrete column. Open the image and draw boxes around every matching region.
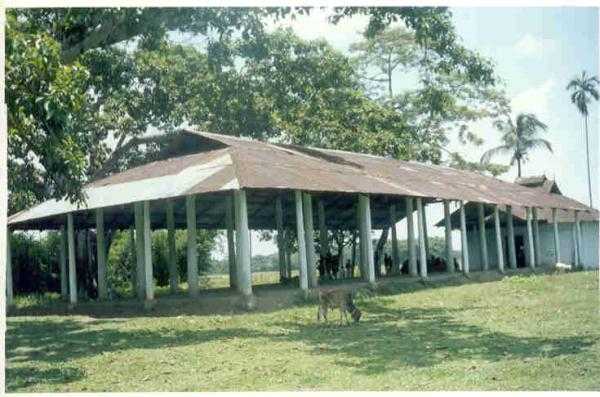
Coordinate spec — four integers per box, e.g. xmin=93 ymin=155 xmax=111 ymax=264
xmin=526 ymin=207 xmax=536 ymax=269
xmin=166 ymin=199 xmax=178 ymax=293
xmin=459 ymin=201 xmax=470 ymax=274
xmin=276 ymin=195 xmax=286 ymax=282
xmin=59 ymin=224 xmax=68 ymax=299
xmin=67 ymin=213 xmax=77 ymax=305
xmin=295 ymin=191 xmax=308 ymax=290
xmin=134 ymin=202 xmax=146 ymax=300
xmin=406 ymin=197 xmax=417 ymax=276
xmin=143 ymin=201 xmax=154 ymax=301
xmin=506 ymin=205 xmax=517 ymax=269
xmin=532 ymin=207 xmax=541 ymax=267
xmin=478 ymin=203 xmax=489 ymax=271
xmin=359 ymin=194 xmax=375 ymax=283
xmin=303 ymin=192 xmax=318 ymax=287
xmin=186 ymin=195 xmax=199 ymax=297
xmin=234 ymin=189 xmax=252 ymax=296
xmin=494 ymin=205 xmax=505 ymax=273
xmin=96 ymin=208 xmax=107 ymax=300
xmin=416 ymin=198 xmax=428 ymax=278
xmin=552 ymin=208 xmax=561 ymax=263
xmin=443 ymin=200 xmax=454 ymax=273
xmin=389 ymin=204 xmax=400 ymax=273
xmin=575 ymin=210 xmax=582 ymax=268
xmin=225 ymin=194 xmax=237 ymax=288
xmin=6 ymin=229 xmax=13 ymax=306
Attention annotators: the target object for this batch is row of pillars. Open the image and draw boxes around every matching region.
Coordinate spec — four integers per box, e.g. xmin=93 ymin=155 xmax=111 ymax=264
xmin=4 ymin=192 xmax=585 ymax=306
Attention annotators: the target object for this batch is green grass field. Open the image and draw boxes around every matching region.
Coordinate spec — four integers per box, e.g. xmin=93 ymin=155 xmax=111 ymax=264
xmin=5 ymin=270 xmax=600 ymax=391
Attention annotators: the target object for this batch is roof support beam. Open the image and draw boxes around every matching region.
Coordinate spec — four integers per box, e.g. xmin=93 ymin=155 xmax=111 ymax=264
xmin=526 ymin=207 xmax=536 ymax=269
xmin=494 ymin=205 xmax=505 ymax=273
xmin=96 ymin=208 xmax=107 ymax=300
xmin=134 ymin=202 xmax=146 ymax=300
xmin=186 ymin=195 xmax=199 ymax=297
xmin=406 ymin=197 xmax=417 ymax=276
xmin=416 ymin=198 xmax=428 ymax=278
xmin=532 ymin=207 xmax=541 ymax=267
xmin=303 ymin=192 xmax=318 ymax=288
xmin=166 ymin=199 xmax=178 ymax=293
xmin=460 ymin=200 xmax=470 ymax=274
xmin=67 ymin=213 xmax=77 ymax=305
xmin=443 ymin=200 xmax=454 ymax=273
xmin=234 ymin=189 xmax=252 ymax=297
xmin=506 ymin=205 xmax=517 ymax=269
xmin=59 ymin=224 xmax=68 ymax=299
xmin=359 ymin=194 xmax=375 ymax=283
xmin=226 ymin=194 xmax=237 ymax=289
xmin=478 ymin=203 xmax=489 ymax=271
xmin=295 ymin=191 xmax=308 ymax=291
xmin=389 ymin=204 xmax=400 ymax=273
xmin=574 ymin=210 xmax=582 ymax=268
xmin=143 ymin=201 xmax=154 ymax=301
xmin=552 ymin=208 xmax=561 ymax=263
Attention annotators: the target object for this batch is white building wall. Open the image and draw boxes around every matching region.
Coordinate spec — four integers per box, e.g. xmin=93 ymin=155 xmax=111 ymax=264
xmin=465 ymin=221 xmax=599 ymax=270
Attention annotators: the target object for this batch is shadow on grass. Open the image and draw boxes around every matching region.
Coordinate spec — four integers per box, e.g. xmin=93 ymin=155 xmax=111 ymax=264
xmin=6 ymin=366 xmax=84 ymax=391
xmin=268 ymin=301 xmax=597 ymax=376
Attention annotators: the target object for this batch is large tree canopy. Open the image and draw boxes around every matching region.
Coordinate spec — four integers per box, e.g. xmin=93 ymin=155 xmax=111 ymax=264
xmin=7 ymin=7 xmax=504 ymax=213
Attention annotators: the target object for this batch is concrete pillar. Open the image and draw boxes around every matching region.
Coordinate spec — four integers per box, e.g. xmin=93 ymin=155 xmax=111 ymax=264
xmin=406 ymin=197 xmax=417 ymax=276
xmin=443 ymin=200 xmax=454 ymax=273
xmin=552 ymin=208 xmax=561 ymax=263
xmin=59 ymin=224 xmax=68 ymax=299
xmin=166 ymin=199 xmax=178 ymax=293
xmin=358 ymin=194 xmax=375 ymax=283
xmin=526 ymin=207 xmax=536 ymax=269
xmin=129 ymin=226 xmax=137 ymax=295
xmin=67 ymin=213 xmax=77 ymax=305
xmin=421 ymin=205 xmax=430 ymax=259
xmin=389 ymin=204 xmax=400 ymax=273
xmin=302 ymin=192 xmax=318 ymax=287
xmin=416 ymin=198 xmax=428 ymax=278
xmin=143 ymin=201 xmax=154 ymax=301
xmin=186 ymin=195 xmax=199 ymax=297
xmin=96 ymin=208 xmax=107 ymax=300
xmin=295 ymin=191 xmax=308 ymax=290
xmin=575 ymin=210 xmax=582 ymax=268
xmin=6 ymin=229 xmax=13 ymax=306
xmin=494 ymin=205 xmax=505 ymax=273
xmin=226 ymin=194 xmax=237 ymax=288
xmin=234 ymin=189 xmax=252 ymax=296
xmin=478 ymin=203 xmax=489 ymax=271
xmin=459 ymin=201 xmax=470 ymax=274
xmin=134 ymin=202 xmax=146 ymax=300
xmin=506 ymin=205 xmax=517 ymax=269
xmin=276 ymin=195 xmax=286 ymax=282
xmin=532 ymin=207 xmax=541 ymax=267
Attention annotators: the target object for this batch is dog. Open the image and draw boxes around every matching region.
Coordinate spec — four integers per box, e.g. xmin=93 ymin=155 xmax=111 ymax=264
xmin=317 ymin=288 xmax=362 ymax=325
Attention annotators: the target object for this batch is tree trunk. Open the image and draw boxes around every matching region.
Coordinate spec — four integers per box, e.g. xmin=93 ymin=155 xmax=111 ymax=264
xmin=584 ymin=115 xmax=593 ymax=207
xmin=517 ymin=159 xmax=522 ymax=178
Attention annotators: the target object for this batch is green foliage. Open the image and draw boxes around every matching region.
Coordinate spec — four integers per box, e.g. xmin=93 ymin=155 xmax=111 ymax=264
xmin=9 ymin=232 xmax=62 ymax=294
xmin=566 ymin=70 xmax=599 ymax=116
xmin=481 ymin=113 xmax=552 ymax=177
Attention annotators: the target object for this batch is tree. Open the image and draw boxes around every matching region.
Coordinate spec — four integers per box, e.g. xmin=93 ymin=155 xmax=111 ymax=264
xmin=567 ymin=70 xmax=599 ymax=207
xmin=480 ymin=113 xmax=552 ymax=178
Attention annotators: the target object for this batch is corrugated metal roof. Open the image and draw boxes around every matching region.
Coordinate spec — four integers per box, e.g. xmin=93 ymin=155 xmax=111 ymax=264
xmin=8 ymin=129 xmax=593 ymax=230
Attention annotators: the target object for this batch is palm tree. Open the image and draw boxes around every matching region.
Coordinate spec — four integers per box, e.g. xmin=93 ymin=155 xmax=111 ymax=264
xmin=481 ymin=113 xmax=552 ymax=178
xmin=567 ymin=71 xmax=599 ymax=208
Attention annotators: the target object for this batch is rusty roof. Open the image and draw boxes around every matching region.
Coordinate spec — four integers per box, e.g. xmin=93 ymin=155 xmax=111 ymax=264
xmin=8 ymin=129 xmax=593 ymax=230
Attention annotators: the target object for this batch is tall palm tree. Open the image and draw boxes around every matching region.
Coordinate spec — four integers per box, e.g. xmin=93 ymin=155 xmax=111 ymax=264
xmin=567 ymin=71 xmax=599 ymax=208
xmin=481 ymin=113 xmax=552 ymax=178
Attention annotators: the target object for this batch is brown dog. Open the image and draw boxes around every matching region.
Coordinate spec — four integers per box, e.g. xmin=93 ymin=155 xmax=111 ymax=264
xmin=317 ymin=289 xmax=362 ymax=325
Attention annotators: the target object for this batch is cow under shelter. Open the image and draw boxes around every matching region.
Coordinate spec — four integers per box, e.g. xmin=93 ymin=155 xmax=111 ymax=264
xmin=5 ymin=130 xmax=597 ymax=307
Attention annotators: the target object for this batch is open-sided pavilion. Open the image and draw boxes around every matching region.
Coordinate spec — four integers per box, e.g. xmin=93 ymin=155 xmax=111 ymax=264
xmin=6 ymin=130 xmax=592 ymax=306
